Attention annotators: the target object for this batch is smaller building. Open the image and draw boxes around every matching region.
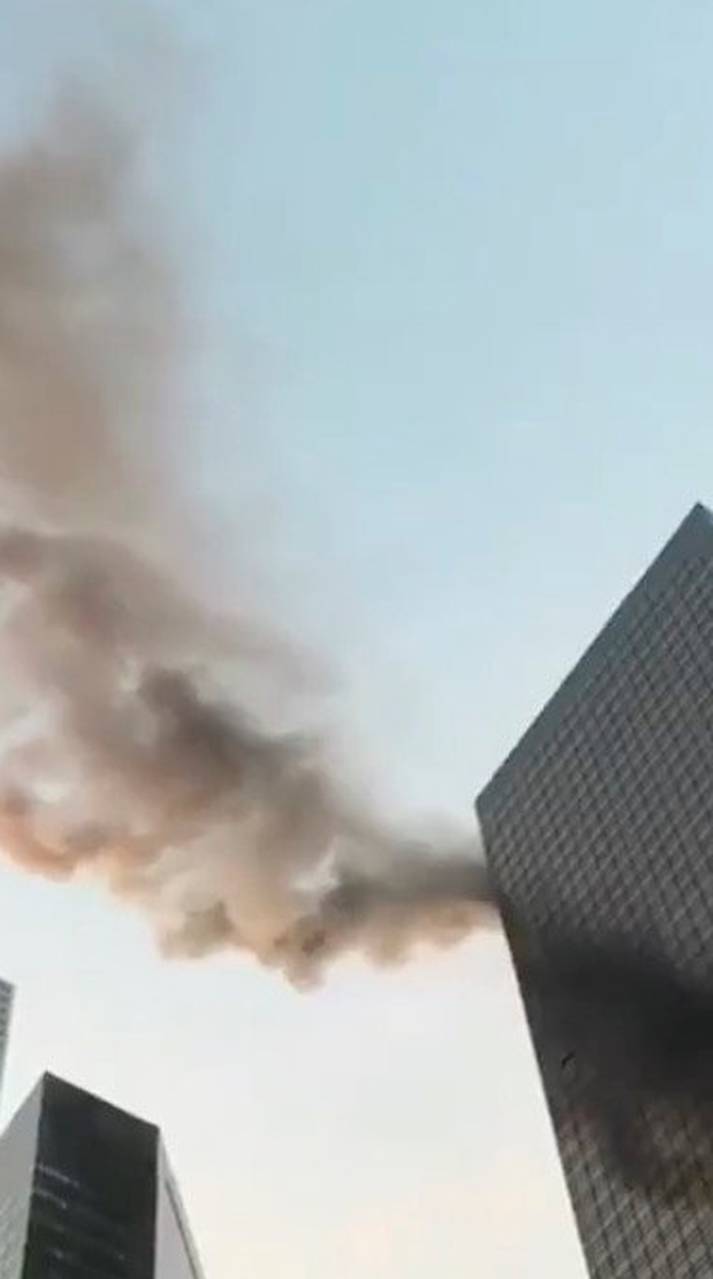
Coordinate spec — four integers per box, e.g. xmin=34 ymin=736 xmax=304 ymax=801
xmin=0 ymin=1071 xmax=204 ymax=1279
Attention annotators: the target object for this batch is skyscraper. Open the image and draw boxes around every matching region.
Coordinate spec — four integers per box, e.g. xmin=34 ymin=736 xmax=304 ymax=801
xmin=0 ymin=1072 xmax=205 ymax=1279
xmin=477 ymin=503 xmax=713 ymax=1278
xmin=0 ymin=982 xmax=13 ymax=1111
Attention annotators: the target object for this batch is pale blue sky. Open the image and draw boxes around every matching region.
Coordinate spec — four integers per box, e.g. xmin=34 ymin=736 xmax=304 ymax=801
xmin=2 ymin=2 xmax=713 ymax=1275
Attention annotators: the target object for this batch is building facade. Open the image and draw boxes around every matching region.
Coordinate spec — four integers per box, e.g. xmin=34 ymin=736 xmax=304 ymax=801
xmin=0 ymin=1073 xmax=204 ymax=1279
xmin=0 ymin=983 xmax=12 ymax=1110
xmin=477 ymin=503 xmax=713 ymax=1278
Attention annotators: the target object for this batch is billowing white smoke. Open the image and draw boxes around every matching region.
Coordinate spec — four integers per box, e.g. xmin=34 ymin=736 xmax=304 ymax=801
xmin=0 ymin=92 xmax=492 ymax=985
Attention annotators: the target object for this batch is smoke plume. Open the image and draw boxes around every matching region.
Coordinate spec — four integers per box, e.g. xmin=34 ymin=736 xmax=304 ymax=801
xmin=0 ymin=92 xmax=492 ymax=984
xmin=520 ymin=927 xmax=713 ymax=1202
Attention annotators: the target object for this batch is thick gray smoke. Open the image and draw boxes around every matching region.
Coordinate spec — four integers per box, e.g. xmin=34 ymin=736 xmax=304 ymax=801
xmin=0 ymin=93 xmax=493 ymax=984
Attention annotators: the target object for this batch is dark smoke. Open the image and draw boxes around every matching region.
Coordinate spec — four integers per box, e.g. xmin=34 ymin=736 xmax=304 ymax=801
xmin=520 ymin=926 xmax=713 ymax=1202
xmin=0 ymin=92 xmax=493 ymax=984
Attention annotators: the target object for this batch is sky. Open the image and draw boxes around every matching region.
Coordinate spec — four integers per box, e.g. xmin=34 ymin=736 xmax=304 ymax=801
xmin=1 ymin=1 xmax=713 ymax=1275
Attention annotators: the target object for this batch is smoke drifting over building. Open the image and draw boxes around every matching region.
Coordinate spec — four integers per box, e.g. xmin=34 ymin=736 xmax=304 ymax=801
xmin=0 ymin=92 xmax=492 ymax=984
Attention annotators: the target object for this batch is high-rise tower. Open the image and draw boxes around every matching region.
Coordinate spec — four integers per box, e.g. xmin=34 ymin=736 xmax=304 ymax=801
xmin=0 ymin=1072 xmax=204 ymax=1278
xmin=478 ymin=503 xmax=713 ymax=1278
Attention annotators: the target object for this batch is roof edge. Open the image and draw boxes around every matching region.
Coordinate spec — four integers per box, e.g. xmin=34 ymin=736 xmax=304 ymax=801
xmin=476 ymin=502 xmax=713 ymax=815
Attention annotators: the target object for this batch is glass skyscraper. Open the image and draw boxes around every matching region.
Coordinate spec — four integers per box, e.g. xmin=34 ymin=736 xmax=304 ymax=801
xmin=477 ymin=503 xmax=713 ymax=1278
xmin=0 ymin=1072 xmax=204 ymax=1279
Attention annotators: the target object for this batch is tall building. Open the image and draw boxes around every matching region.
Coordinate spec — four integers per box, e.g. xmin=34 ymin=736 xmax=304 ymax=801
xmin=0 ymin=1072 xmax=204 ymax=1279
xmin=477 ymin=503 xmax=713 ymax=1278
xmin=0 ymin=983 xmax=13 ymax=1110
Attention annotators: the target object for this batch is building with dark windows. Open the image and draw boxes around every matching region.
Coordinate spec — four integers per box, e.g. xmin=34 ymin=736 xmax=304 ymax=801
xmin=0 ymin=982 xmax=12 ymax=1109
xmin=0 ymin=1072 xmax=204 ymax=1279
xmin=477 ymin=503 xmax=713 ymax=1278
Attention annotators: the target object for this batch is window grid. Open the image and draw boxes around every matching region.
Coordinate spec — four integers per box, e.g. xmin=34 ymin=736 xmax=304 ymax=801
xmin=478 ymin=508 xmax=713 ymax=1277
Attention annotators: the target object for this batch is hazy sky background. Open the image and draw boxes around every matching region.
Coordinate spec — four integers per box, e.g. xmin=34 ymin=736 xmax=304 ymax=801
xmin=2 ymin=2 xmax=713 ymax=1275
